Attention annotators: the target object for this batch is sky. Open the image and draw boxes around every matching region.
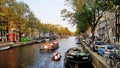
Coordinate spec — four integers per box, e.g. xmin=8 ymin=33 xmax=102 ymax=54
xmin=16 ymin=0 xmax=76 ymax=32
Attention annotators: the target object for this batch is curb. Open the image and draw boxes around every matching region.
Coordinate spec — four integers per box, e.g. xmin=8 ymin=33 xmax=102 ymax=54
xmin=0 ymin=41 xmax=36 ymax=49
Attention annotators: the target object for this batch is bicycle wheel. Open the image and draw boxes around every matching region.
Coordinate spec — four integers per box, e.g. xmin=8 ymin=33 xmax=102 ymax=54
xmin=105 ymin=55 xmax=110 ymax=65
xmin=106 ymin=58 xmax=110 ymax=65
xmin=115 ymin=62 xmax=120 ymax=68
xmin=110 ymin=60 xmax=114 ymax=68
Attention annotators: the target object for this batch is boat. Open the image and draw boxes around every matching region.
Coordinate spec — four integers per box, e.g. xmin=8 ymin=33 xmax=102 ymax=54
xmin=40 ymin=43 xmax=54 ymax=52
xmin=52 ymin=40 xmax=59 ymax=49
xmin=64 ymin=47 xmax=92 ymax=68
xmin=0 ymin=45 xmax=11 ymax=51
xmin=51 ymin=52 xmax=61 ymax=61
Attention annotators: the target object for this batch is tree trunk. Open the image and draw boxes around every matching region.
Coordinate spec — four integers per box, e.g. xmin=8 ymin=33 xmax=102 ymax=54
xmin=39 ymin=30 xmax=40 ymax=38
xmin=91 ymin=28 xmax=95 ymax=43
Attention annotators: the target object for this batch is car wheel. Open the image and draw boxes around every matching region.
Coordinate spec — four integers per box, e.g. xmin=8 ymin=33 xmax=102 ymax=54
xmin=110 ymin=60 xmax=114 ymax=68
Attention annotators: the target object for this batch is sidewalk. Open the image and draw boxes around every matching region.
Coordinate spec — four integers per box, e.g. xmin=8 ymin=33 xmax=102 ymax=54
xmin=80 ymin=40 xmax=109 ymax=68
xmin=0 ymin=42 xmax=13 ymax=46
xmin=0 ymin=40 xmax=36 ymax=48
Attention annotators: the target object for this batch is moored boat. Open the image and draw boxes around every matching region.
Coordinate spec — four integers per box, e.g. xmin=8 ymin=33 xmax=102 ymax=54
xmin=0 ymin=45 xmax=10 ymax=51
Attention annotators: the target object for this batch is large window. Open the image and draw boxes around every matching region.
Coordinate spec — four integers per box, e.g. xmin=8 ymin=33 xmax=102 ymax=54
xmin=0 ymin=16 xmax=8 ymax=42
xmin=115 ymin=13 xmax=120 ymax=42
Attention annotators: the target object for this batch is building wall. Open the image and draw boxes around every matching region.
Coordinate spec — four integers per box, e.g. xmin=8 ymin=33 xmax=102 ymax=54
xmin=95 ymin=11 xmax=120 ymax=45
xmin=8 ymin=21 xmax=19 ymax=42
xmin=0 ymin=16 xmax=8 ymax=42
xmin=106 ymin=12 xmax=116 ymax=44
xmin=96 ymin=12 xmax=116 ymax=43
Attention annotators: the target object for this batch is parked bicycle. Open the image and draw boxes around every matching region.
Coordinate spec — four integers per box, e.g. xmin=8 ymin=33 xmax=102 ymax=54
xmin=105 ymin=52 xmax=120 ymax=68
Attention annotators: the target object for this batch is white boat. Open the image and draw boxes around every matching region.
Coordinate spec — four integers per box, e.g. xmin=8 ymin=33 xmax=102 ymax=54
xmin=51 ymin=52 xmax=61 ymax=61
xmin=0 ymin=45 xmax=10 ymax=51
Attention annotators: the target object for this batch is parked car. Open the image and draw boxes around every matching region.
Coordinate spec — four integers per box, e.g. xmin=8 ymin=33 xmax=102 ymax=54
xmin=75 ymin=38 xmax=81 ymax=44
xmin=97 ymin=44 xmax=119 ymax=56
xmin=82 ymin=39 xmax=86 ymax=42
xmin=40 ymin=43 xmax=54 ymax=52
xmin=84 ymin=38 xmax=92 ymax=47
xmin=34 ymin=38 xmax=42 ymax=43
xmin=64 ymin=47 xmax=92 ymax=68
xmin=92 ymin=41 xmax=105 ymax=52
xmin=50 ymin=36 xmax=57 ymax=40
xmin=84 ymin=38 xmax=91 ymax=44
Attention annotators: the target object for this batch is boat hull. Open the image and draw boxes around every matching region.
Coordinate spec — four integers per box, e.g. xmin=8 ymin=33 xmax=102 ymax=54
xmin=0 ymin=46 xmax=10 ymax=51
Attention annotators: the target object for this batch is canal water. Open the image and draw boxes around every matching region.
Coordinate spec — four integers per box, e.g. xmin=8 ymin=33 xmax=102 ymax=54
xmin=0 ymin=36 xmax=93 ymax=68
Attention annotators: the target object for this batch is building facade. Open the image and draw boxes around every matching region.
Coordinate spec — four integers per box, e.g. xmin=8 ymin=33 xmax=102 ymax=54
xmin=96 ymin=11 xmax=120 ymax=45
xmin=0 ymin=15 xmax=19 ymax=42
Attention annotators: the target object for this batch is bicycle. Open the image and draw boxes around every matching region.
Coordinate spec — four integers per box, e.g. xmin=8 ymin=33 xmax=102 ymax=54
xmin=105 ymin=52 xmax=120 ymax=68
xmin=115 ymin=62 xmax=120 ymax=68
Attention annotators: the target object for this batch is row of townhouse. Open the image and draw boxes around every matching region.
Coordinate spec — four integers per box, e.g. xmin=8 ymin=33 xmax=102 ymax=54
xmin=84 ymin=1 xmax=120 ymax=49
xmin=0 ymin=15 xmax=23 ymax=42
xmin=96 ymin=11 xmax=120 ymax=45
xmin=0 ymin=16 xmax=56 ymax=43
xmin=0 ymin=16 xmax=60 ymax=43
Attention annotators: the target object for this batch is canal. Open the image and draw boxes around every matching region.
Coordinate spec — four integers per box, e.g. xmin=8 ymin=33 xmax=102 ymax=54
xmin=0 ymin=36 xmax=93 ymax=68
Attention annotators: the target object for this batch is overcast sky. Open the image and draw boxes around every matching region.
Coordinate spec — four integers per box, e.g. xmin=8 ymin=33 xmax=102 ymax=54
xmin=16 ymin=0 xmax=76 ymax=32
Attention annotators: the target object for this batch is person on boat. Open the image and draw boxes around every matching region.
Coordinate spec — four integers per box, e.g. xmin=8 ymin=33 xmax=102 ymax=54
xmin=52 ymin=52 xmax=61 ymax=61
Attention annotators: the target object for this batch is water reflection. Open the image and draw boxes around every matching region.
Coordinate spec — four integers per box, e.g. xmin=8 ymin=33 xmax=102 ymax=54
xmin=0 ymin=48 xmax=19 ymax=68
xmin=0 ymin=36 xmax=93 ymax=68
xmin=0 ymin=44 xmax=39 ymax=68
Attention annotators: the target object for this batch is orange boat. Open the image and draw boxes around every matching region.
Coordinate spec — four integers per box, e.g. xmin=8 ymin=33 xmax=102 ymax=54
xmin=52 ymin=40 xmax=59 ymax=49
xmin=40 ymin=43 xmax=54 ymax=52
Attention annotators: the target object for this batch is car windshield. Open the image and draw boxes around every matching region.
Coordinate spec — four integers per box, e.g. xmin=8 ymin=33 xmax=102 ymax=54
xmin=98 ymin=47 xmax=105 ymax=49
xmin=107 ymin=46 xmax=118 ymax=50
xmin=95 ymin=42 xmax=104 ymax=45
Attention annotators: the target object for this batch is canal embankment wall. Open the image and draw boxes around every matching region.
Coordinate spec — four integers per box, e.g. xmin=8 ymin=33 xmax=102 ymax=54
xmin=10 ymin=41 xmax=36 ymax=47
xmin=0 ymin=40 xmax=36 ymax=48
xmin=81 ymin=42 xmax=110 ymax=68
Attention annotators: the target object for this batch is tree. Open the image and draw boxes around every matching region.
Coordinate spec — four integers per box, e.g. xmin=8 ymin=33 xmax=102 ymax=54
xmin=62 ymin=0 xmax=114 ymax=42
xmin=77 ymin=0 xmax=114 ymax=42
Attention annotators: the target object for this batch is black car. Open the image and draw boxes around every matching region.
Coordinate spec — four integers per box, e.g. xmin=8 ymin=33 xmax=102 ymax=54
xmin=64 ymin=47 xmax=92 ymax=68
